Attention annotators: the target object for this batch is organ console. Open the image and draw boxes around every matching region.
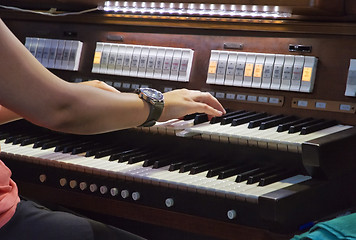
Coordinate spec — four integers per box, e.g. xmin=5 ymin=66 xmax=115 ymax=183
xmin=1 ymin=0 xmax=356 ymax=239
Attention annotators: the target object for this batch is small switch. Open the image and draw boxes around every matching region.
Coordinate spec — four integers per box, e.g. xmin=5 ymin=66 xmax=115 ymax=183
xmin=345 ymin=59 xmax=356 ymax=97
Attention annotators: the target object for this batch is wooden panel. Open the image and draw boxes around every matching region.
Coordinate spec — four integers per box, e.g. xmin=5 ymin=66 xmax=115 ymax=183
xmin=345 ymin=0 xmax=356 ymax=15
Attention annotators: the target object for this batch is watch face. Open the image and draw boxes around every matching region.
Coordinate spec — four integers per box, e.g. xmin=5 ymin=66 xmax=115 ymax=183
xmin=141 ymin=88 xmax=164 ymax=101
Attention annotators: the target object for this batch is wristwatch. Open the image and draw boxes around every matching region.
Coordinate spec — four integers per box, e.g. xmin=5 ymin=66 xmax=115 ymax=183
xmin=135 ymin=87 xmax=164 ymax=127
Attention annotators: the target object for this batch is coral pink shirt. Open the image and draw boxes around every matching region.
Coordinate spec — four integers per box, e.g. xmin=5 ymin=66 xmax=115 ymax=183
xmin=0 ymin=160 xmax=20 ymax=228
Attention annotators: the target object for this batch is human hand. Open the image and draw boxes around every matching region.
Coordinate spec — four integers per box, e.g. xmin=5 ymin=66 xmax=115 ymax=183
xmin=79 ymin=80 xmax=120 ymax=93
xmin=159 ymin=89 xmax=225 ymax=122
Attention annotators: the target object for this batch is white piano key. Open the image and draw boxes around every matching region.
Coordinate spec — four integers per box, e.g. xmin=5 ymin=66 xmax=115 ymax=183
xmin=0 ymin=139 xmax=314 ymax=202
xmin=185 ymin=121 xmax=352 ymax=153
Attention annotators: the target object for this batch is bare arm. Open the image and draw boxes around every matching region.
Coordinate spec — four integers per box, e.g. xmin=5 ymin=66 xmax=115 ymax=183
xmin=0 ymin=106 xmax=22 ymax=124
xmin=0 ymin=80 xmax=121 ymax=124
xmin=0 ymin=19 xmax=225 ymax=135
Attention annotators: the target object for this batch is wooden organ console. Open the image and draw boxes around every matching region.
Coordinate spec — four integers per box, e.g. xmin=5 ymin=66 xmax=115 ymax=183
xmin=1 ymin=0 xmax=356 ymax=239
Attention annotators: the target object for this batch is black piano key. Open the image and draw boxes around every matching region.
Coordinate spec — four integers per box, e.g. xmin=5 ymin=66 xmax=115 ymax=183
xmin=288 ymin=119 xmax=324 ymax=134
xmin=33 ymin=135 xmax=65 ymax=148
xmin=153 ymin=156 xmax=182 ymax=169
xmin=84 ymin=145 xmax=111 ymax=157
xmin=247 ymin=168 xmax=280 ymax=184
xmin=0 ymin=132 xmax=11 ymax=140
xmin=109 ymin=148 xmax=141 ymax=161
xmin=183 ymin=113 xmax=198 ymax=120
xmin=222 ymin=112 xmax=258 ymax=125
xmin=231 ymin=112 xmax=267 ymax=126
xmin=13 ymin=135 xmax=33 ymax=145
xmin=71 ymin=142 xmax=101 ymax=155
xmin=143 ymin=155 xmax=170 ymax=167
xmin=42 ymin=136 xmax=74 ymax=150
xmin=5 ymin=134 xmax=24 ymax=144
xmin=235 ymin=167 xmax=263 ymax=182
xmin=128 ymin=152 xmax=157 ymax=164
xmin=63 ymin=141 xmax=94 ymax=154
xmin=259 ymin=115 xmax=297 ymax=130
xmin=194 ymin=113 xmax=209 ymax=125
xmin=190 ymin=161 xmax=226 ymax=175
xmin=300 ymin=120 xmax=338 ymax=135
xmin=118 ymin=149 xmax=148 ymax=162
xmin=206 ymin=163 xmax=237 ymax=178
xmin=248 ymin=114 xmax=283 ymax=129
xmin=54 ymin=139 xmax=86 ymax=152
xmin=220 ymin=111 xmax=247 ymax=125
xmin=277 ymin=118 xmax=313 ymax=132
xmin=168 ymin=160 xmax=190 ymax=171
xmin=258 ymin=170 xmax=297 ymax=186
xmin=209 ymin=109 xmax=239 ymax=124
xmin=217 ymin=163 xmax=256 ymax=179
xmin=94 ymin=145 xmax=129 ymax=158
xmin=179 ymin=159 xmax=207 ymax=173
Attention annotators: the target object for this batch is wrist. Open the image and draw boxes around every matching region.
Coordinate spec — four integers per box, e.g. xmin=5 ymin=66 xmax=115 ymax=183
xmin=135 ymin=88 xmax=164 ymax=127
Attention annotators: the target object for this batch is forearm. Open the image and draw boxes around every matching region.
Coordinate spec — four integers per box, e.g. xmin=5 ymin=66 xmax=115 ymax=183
xmin=0 ymin=106 xmax=22 ymax=124
xmin=45 ymin=85 xmax=150 ymax=134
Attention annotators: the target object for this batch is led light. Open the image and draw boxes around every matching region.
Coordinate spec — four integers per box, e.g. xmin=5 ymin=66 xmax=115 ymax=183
xmin=98 ymin=1 xmax=292 ymax=19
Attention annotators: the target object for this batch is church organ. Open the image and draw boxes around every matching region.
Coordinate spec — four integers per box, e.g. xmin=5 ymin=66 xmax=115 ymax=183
xmin=1 ymin=1 xmax=356 ymax=239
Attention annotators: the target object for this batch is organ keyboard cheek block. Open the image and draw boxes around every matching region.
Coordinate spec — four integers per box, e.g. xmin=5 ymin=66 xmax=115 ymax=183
xmin=2 ymin=3 xmax=356 ymax=239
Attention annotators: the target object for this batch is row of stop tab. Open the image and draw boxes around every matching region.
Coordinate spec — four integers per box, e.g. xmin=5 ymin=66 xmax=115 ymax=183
xmin=92 ymin=42 xmax=194 ymax=82
xmin=207 ymin=50 xmax=318 ymax=93
xmin=25 ymin=37 xmax=83 ymax=71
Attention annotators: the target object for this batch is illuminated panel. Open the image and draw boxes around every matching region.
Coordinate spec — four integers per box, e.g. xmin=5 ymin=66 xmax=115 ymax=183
xmin=206 ymin=50 xmax=317 ymax=93
xmin=25 ymin=37 xmax=83 ymax=71
xmin=98 ymin=1 xmax=292 ymax=19
xmin=92 ymin=42 xmax=194 ymax=82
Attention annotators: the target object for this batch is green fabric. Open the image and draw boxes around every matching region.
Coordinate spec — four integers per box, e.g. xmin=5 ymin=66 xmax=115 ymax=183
xmin=291 ymin=213 xmax=356 ymax=240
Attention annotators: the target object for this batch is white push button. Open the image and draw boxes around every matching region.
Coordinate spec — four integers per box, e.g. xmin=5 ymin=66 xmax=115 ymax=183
xmin=39 ymin=174 xmax=47 ymax=183
xmin=69 ymin=180 xmax=77 ymax=189
xmin=59 ymin=178 xmax=67 ymax=187
xmin=89 ymin=184 xmax=98 ymax=193
xmin=227 ymin=210 xmax=237 ymax=220
xmin=110 ymin=188 xmax=119 ymax=196
xmin=79 ymin=182 xmax=88 ymax=191
xmin=100 ymin=186 xmax=108 ymax=194
xmin=121 ymin=190 xmax=130 ymax=199
xmin=132 ymin=192 xmax=141 ymax=201
xmin=165 ymin=198 xmax=175 ymax=208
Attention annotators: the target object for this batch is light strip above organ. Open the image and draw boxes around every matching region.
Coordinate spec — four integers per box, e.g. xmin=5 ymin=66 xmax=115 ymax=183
xmin=98 ymin=1 xmax=292 ymax=19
